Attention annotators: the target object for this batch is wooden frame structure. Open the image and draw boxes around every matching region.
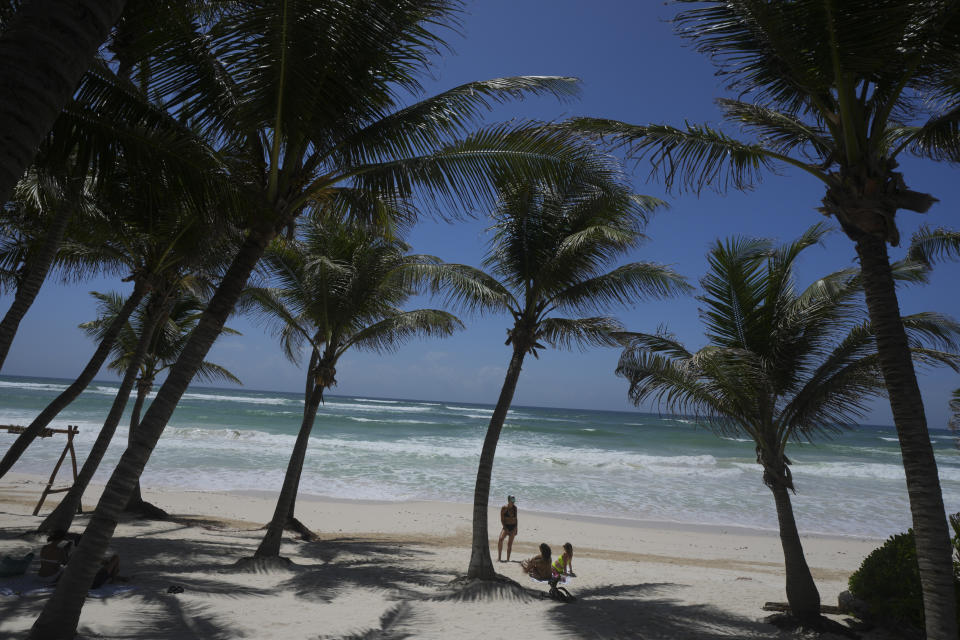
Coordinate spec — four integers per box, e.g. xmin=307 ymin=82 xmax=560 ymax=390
xmin=1 ymin=424 xmax=81 ymax=516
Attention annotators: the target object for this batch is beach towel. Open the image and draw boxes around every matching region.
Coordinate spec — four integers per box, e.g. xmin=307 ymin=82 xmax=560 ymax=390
xmin=0 ymin=574 xmax=134 ymax=598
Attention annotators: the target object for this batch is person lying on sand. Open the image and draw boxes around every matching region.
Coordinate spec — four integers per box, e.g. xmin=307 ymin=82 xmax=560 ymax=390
xmin=521 ymin=543 xmax=552 ymax=581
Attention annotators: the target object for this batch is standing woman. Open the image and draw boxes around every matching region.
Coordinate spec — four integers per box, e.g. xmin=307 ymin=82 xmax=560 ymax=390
xmin=498 ymin=495 xmax=518 ymax=562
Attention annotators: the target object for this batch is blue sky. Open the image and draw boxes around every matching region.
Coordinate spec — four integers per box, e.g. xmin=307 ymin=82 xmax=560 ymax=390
xmin=5 ymin=1 xmax=960 ymax=427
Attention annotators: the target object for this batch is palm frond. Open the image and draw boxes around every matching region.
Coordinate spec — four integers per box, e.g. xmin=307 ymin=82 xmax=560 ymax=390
xmin=193 ymin=362 xmax=243 ymax=386
xmin=906 ymin=225 xmax=960 ymax=268
xmin=537 ymin=316 xmax=624 ymax=351
xmin=716 ymin=98 xmax=834 ymax=159
xmin=549 ymin=262 xmax=692 ymax=315
xmin=566 ymin=117 xmax=817 ymax=194
xmin=344 ymin=309 xmax=463 ymax=355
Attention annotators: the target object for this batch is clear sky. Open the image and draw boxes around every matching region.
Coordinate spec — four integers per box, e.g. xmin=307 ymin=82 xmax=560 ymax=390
xmin=4 ymin=1 xmax=960 ymax=427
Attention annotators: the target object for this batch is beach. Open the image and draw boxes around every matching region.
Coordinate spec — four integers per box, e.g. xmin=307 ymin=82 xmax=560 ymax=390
xmin=0 ymin=471 xmax=892 ymax=639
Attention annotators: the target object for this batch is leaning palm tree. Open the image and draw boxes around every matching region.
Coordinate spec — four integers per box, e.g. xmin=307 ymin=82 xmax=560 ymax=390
xmin=29 ymin=3 xmax=601 ymax=636
xmin=616 ymin=224 xmax=960 ymax=625
xmin=427 ymin=170 xmax=690 ymax=581
xmin=570 ymin=3 xmax=960 ymax=635
xmin=0 ymin=171 xmax=97 ymax=370
xmin=244 ymin=216 xmax=462 ymax=560
xmin=36 ymin=287 xmax=241 ymax=534
xmin=0 ymin=0 xmax=126 ymax=205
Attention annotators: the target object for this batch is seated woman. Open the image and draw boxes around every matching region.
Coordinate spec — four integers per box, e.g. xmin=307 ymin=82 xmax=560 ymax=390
xmin=37 ymin=531 xmax=78 ymax=578
xmin=520 ymin=543 xmax=552 ymax=581
xmin=38 ymin=530 xmax=120 ymax=588
xmin=552 ymin=542 xmax=575 ymax=580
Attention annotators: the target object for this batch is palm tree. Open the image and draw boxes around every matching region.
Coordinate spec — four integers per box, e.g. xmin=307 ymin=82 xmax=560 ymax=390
xmin=36 ymin=287 xmax=241 ymax=534
xmin=244 ymin=217 xmax=462 ymax=560
xmin=0 ymin=0 xmax=126 ymax=206
xmin=28 ymin=3 xmax=602 ymax=636
xmin=615 ymin=224 xmax=960 ymax=624
xmin=569 ymin=3 xmax=960 ymax=635
xmin=950 ymin=391 xmax=960 ymax=445
xmin=424 ymin=170 xmax=690 ymax=581
xmin=0 ymin=153 xmax=231 ymax=479
xmin=0 ymin=172 xmax=91 ymax=370
xmin=117 ymin=291 xmax=241 ymax=515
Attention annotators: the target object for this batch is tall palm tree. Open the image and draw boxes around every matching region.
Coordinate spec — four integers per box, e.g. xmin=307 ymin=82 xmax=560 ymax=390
xmin=615 ymin=224 xmax=960 ymax=624
xmin=0 ymin=154 xmax=231 ymax=479
xmin=569 ymin=3 xmax=960 ymax=635
xmin=28 ymin=3 xmax=602 ymax=636
xmin=245 ymin=217 xmax=462 ymax=560
xmin=424 ymin=170 xmax=690 ymax=581
xmin=0 ymin=0 xmax=126 ymax=206
xmin=0 ymin=172 xmax=91 ymax=369
xmin=36 ymin=287 xmax=241 ymax=534
xmin=117 ymin=290 xmax=241 ymax=514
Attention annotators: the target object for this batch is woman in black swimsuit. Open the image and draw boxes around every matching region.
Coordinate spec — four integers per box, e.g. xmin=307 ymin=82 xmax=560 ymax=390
xmin=498 ymin=495 xmax=518 ymax=562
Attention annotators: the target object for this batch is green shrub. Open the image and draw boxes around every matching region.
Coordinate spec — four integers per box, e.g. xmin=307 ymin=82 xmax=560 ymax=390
xmin=849 ymin=530 xmax=925 ymax=630
xmin=848 ymin=515 xmax=960 ymax=635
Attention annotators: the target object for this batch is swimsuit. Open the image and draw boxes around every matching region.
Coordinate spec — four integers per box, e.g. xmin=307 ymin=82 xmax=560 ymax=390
xmin=502 ymin=505 xmax=517 ymax=533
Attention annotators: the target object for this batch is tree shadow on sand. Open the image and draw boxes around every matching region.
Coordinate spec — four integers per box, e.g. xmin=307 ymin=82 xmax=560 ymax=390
xmin=77 ymin=596 xmax=245 ymax=640
xmin=549 ymin=583 xmax=788 ymax=640
xmin=279 ymin=538 xmax=450 ymax=602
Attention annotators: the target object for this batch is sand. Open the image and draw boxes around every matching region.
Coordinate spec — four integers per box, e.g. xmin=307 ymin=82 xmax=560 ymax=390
xmin=0 ymin=472 xmax=896 ymax=639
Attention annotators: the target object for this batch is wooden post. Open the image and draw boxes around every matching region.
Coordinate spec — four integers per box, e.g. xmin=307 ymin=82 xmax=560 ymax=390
xmin=31 ymin=425 xmax=81 ymax=516
xmin=0 ymin=425 xmax=81 ymax=516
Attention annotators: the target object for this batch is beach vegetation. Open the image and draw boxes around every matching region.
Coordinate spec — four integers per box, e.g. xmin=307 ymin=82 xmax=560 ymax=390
xmin=849 ymin=516 xmax=960 ymax=635
xmin=242 ymin=216 xmax=464 ymax=560
xmin=426 ymin=166 xmax=690 ymax=580
xmin=569 ymin=2 xmax=960 ymax=635
xmin=615 ymin=224 xmax=960 ymax=626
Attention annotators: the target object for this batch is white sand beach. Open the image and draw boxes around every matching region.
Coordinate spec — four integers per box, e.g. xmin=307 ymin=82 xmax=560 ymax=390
xmin=0 ymin=472 xmax=898 ymax=639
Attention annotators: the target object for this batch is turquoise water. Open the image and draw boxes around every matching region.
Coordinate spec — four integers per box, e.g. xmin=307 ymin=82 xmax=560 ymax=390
xmin=1 ymin=374 xmax=958 ymax=538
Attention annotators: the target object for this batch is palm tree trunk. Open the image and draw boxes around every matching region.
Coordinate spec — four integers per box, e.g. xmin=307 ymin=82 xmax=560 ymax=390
xmin=855 ymin=234 xmax=958 ymax=640
xmin=37 ymin=291 xmax=168 ymax=535
xmin=0 ymin=0 xmax=126 ymax=206
xmin=0 ymin=278 xmax=147 ymax=479
xmin=123 ymin=377 xmax=151 ymax=511
xmin=0 ymin=202 xmax=72 ymax=370
xmin=29 ymin=223 xmax=276 ymax=640
xmin=256 ymin=383 xmax=324 ymax=558
xmin=467 ymin=344 xmax=526 ymax=580
xmin=768 ymin=479 xmax=820 ymax=622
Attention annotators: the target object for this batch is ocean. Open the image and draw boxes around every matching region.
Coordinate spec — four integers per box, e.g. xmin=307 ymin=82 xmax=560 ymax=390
xmin=1 ymin=373 xmax=958 ymax=539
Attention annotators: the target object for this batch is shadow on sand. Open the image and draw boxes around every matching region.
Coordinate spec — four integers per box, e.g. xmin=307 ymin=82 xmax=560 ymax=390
xmin=1 ymin=515 xmax=804 ymax=639
xmin=547 ymin=582 xmax=790 ymax=640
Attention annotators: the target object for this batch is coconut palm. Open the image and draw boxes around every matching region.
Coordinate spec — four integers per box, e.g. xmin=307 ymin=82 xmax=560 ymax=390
xmin=950 ymin=390 xmax=960 ymax=442
xmin=0 ymin=46 xmax=232 ymax=376
xmin=615 ymin=224 xmax=960 ymax=624
xmin=569 ymin=3 xmax=960 ymax=635
xmin=423 ymin=170 xmax=690 ymax=581
xmin=0 ymin=156 xmax=232 ymax=479
xmin=36 ymin=287 xmax=241 ymax=535
xmin=0 ymin=0 xmax=126 ymax=206
xmin=28 ymin=3 xmax=602 ymax=635
xmin=0 ymin=173 xmax=92 ymax=370
xmin=908 ymin=227 xmax=960 ymax=450
xmin=244 ymin=217 xmax=463 ymax=560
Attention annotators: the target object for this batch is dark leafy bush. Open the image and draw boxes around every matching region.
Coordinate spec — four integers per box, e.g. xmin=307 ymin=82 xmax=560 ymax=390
xmin=849 ymin=530 xmax=925 ymax=630
xmin=848 ymin=515 xmax=960 ymax=636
